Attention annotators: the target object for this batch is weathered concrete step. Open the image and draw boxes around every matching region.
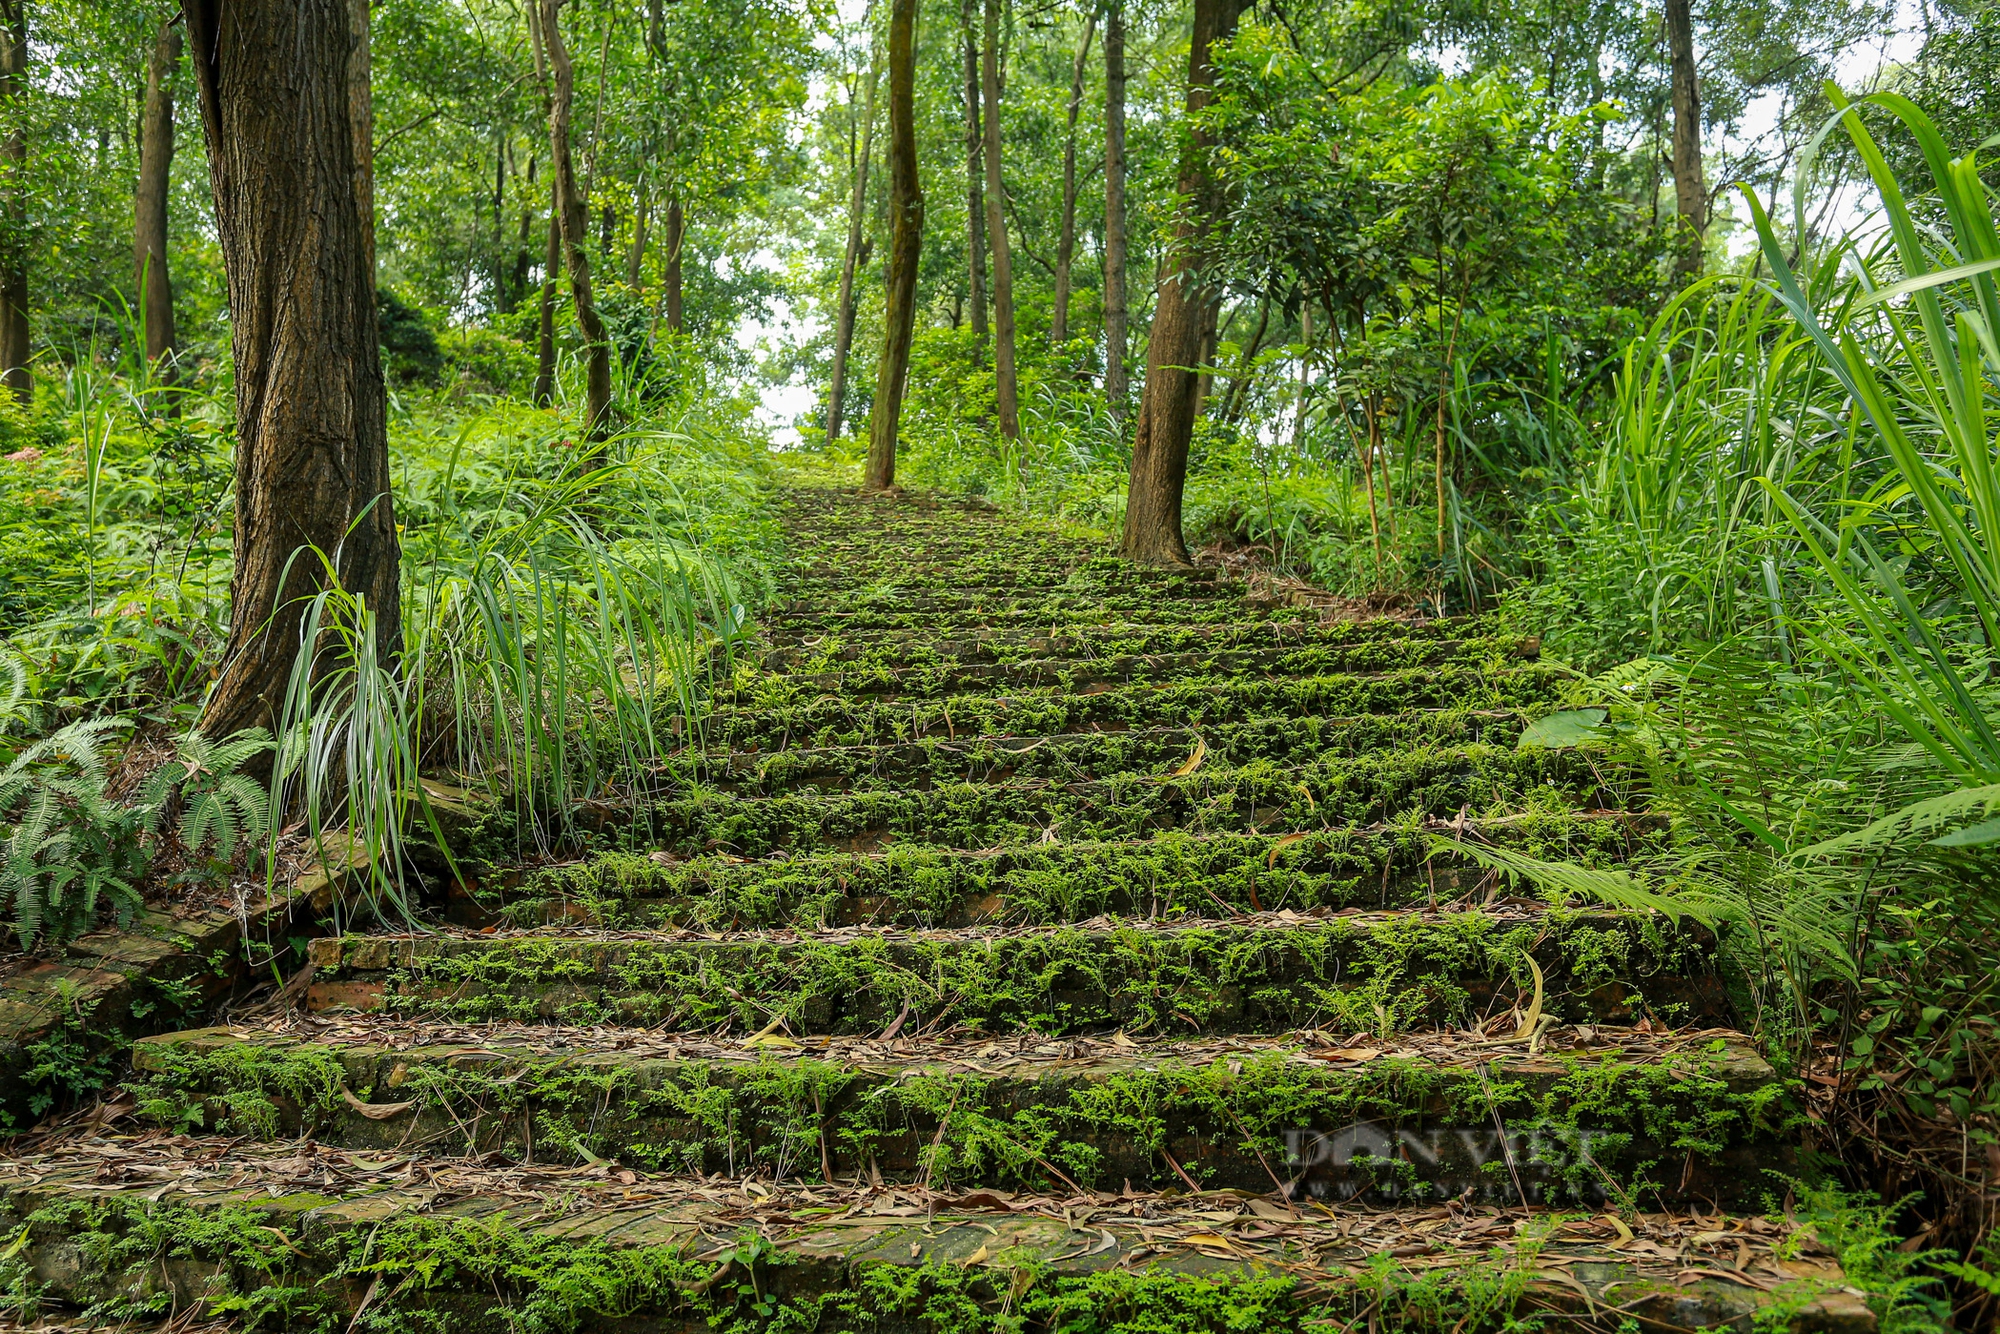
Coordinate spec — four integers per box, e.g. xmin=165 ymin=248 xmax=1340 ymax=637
xmin=133 ymin=1023 xmax=1791 ymax=1206
xmin=301 ymin=909 xmax=1725 ymax=1034
xmin=734 ymin=640 xmax=1535 ymax=705
xmin=695 ymin=712 xmax=1529 ymax=795
xmin=708 ymin=665 xmax=1567 ymax=750
xmin=486 ymin=814 xmax=1669 ymax=931
xmin=0 ymin=1137 xmax=1875 ymax=1331
xmin=754 ymin=615 xmax=1488 ymax=666
xmin=625 ymin=745 xmax=1626 ymax=857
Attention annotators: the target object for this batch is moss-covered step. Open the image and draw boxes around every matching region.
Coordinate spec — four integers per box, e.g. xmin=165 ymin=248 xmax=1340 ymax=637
xmin=131 ymin=1023 xmax=1794 ymax=1206
xmin=0 ymin=1137 xmax=1876 ymax=1332
xmin=751 ymin=615 xmax=1493 ymax=669
xmin=777 ymin=559 xmax=1241 ymax=600
xmin=768 ymin=597 xmax=1285 ymax=634
xmin=705 ymin=665 xmax=1569 ymax=749
xmin=299 ymin=908 xmax=1725 ymax=1034
xmin=692 ymin=713 xmax=1532 ymax=796
xmin=0 ymin=894 xmax=321 ymax=1129
xmin=728 ymin=641 xmax=1536 ymax=707
xmin=626 ymin=746 xmax=1628 ymax=858
xmin=491 ymin=815 xmax=1668 ymax=931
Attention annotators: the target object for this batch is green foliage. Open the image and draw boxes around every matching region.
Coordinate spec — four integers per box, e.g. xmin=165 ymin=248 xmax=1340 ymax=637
xmin=0 ymin=712 xmax=145 ymax=949
xmin=139 ymin=727 xmax=273 ymax=868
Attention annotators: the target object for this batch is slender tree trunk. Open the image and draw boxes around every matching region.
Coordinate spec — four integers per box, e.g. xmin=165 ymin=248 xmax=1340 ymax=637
xmin=960 ymin=7 xmax=988 ymax=358
xmin=864 ymin=0 xmax=921 ymax=492
xmin=182 ymin=0 xmax=399 ymax=740
xmin=1051 ymin=16 xmax=1095 ymax=346
xmin=509 ymin=151 xmax=536 ymax=315
xmin=135 ymin=14 xmax=180 ymax=379
xmin=1120 ymin=0 xmax=1244 ymax=565
xmin=490 ymin=129 xmax=508 ymax=313
xmin=1292 ymin=304 xmax=1310 ymax=448
xmin=1666 ymin=0 xmax=1705 ymax=278
xmin=981 ymin=0 xmax=1020 ymax=439
xmin=1220 ymin=296 xmax=1268 ymax=425
xmin=1100 ymin=0 xmax=1128 ymax=417
xmin=828 ymin=38 xmax=880 ymax=444
xmin=663 ymin=197 xmax=684 ymax=333
xmin=627 ymin=174 xmax=649 ymax=288
xmin=535 ymin=181 xmax=559 ymax=405
xmin=0 ymin=1 xmax=28 ymax=405
xmin=540 ymin=0 xmax=613 ymax=441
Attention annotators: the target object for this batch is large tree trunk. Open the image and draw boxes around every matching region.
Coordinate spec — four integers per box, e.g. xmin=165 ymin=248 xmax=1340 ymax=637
xmin=1666 ymin=0 xmax=1705 ymax=278
xmin=134 ymin=15 xmax=180 ymax=379
xmin=663 ymin=197 xmax=684 ymax=333
xmin=960 ymin=7 xmax=987 ymax=358
xmin=864 ymin=0 xmax=921 ymax=492
xmin=827 ymin=41 xmax=880 ymax=444
xmin=0 ymin=1 xmax=28 ymax=405
xmin=1100 ymin=0 xmax=1128 ymax=417
xmin=1120 ymin=0 xmax=1243 ymax=566
xmin=980 ymin=0 xmax=1019 ymax=439
xmin=1051 ymin=16 xmax=1094 ymax=346
xmin=540 ymin=0 xmax=613 ymax=441
xmin=183 ymin=0 xmax=399 ymax=740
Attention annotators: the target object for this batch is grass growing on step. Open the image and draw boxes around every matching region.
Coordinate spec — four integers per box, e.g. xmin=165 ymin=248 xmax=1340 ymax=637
xmin=128 ymin=1035 xmax=1795 ymax=1202
xmin=339 ymin=910 xmax=1708 ymax=1034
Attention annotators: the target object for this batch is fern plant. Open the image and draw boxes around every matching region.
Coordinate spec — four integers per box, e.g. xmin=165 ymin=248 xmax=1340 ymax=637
xmin=0 ymin=718 xmax=146 ymax=950
xmin=141 ymin=727 xmax=275 ymax=868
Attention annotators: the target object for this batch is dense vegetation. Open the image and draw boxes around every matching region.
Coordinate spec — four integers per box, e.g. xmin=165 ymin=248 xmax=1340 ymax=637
xmin=0 ymin=0 xmax=1995 ymax=1325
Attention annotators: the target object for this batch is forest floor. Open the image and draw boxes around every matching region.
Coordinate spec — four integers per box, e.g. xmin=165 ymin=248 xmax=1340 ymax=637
xmin=0 ymin=488 xmax=1880 ymax=1331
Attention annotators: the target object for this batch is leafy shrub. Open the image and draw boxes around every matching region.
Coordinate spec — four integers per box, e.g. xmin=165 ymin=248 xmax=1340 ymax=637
xmin=140 ymin=728 xmax=274 ymax=870
xmin=0 ymin=717 xmax=145 ymax=949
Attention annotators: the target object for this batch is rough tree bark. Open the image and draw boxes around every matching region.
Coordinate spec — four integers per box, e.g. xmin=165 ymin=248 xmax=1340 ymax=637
xmin=539 ymin=0 xmax=613 ymax=441
xmin=182 ymin=0 xmax=399 ymax=740
xmin=0 ymin=1 xmax=28 ymax=404
xmin=1119 ymin=0 xmax=1244 ymax=565
xmin=1666 ymin=0 xmax=1705 ymax=278
xmin=981 ymin=0 xmax=1020 ymax=439
xmin=1051 ymin=15 xmax=1094 ymax=345
xmin=960 ymin=6 xmax=988 ymax=357
xmin=864 ymin=0 xmax=921 ymax=492
xmin=134 ymin=14 xmax=180 ymax=378
xmin=827 ymin=35 xmax=879 ymax=444
xmin=1100 ymin=0 xmax=1128 ymax=416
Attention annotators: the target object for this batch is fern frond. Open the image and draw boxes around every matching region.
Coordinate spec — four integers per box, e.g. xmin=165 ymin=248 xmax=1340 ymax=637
xmin=1798 ymin=782 xmax=2000 ymax=857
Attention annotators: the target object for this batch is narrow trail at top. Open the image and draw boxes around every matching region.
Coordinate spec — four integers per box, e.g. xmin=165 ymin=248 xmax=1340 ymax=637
xmin=0 ymin=488 xmax=1873 ymax=1331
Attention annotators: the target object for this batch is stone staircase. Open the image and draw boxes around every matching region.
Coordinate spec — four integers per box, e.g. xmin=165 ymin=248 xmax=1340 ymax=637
xmin=0 ymin=490 xmax=1873 ymax=1331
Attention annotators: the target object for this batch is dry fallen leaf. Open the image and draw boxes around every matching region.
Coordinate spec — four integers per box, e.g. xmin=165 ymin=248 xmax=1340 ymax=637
xmin=339 ymin=1087 xmax=416 ymax=1120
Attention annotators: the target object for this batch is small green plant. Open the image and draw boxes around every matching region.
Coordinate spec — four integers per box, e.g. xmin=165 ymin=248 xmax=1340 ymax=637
xmin=0 ymin=717 xmax=145 ymax=949
xmin=139 ymin=726 xmax=274 ymax=869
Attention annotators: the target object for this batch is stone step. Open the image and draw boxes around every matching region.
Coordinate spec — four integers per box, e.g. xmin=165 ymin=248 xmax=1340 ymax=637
xmin=0 ymin=1137 xmax=1874 ymax=1332
xmin=752 ymin=615 xmax=1483 ymax=666
xmin=300 ymin=909 xmax=1727 ymax=1034
xmin=693 ymin=712 xmax=1530 ymax=795
xmin=133 ymin=1023 xmax=1791 ymax=1206
xmin=731 ymin=640 xmax=1535 ymax=705
xmin=483 ymin=814 xmax=1668 ymax=931
xmin=706 ymin=665 xmax=1568 ymax=750
xmin=625 ymin=745 xmax=1627 ymax=858
xmin=779 ymin=559 xmax=1235 ymax=597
